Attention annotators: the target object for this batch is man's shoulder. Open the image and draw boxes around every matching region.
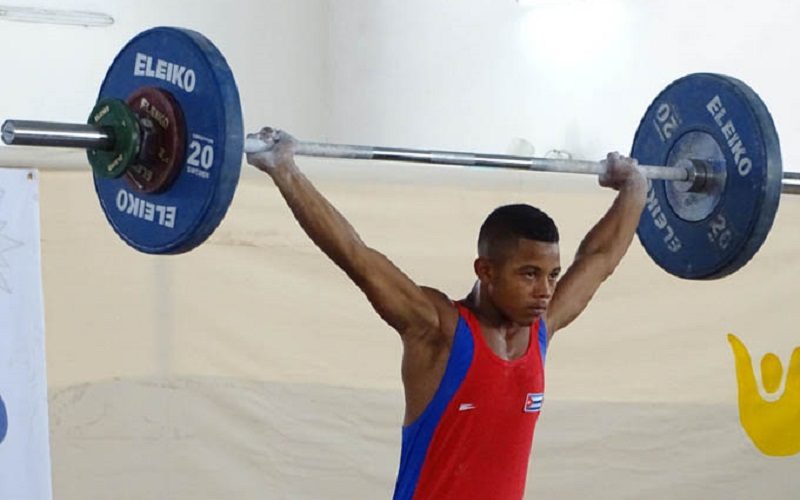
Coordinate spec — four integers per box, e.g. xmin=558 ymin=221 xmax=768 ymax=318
xmin=411 ymin=286 xmax=460 ymax=342
xmin=419 ymin=286 xmax=451 ymax=304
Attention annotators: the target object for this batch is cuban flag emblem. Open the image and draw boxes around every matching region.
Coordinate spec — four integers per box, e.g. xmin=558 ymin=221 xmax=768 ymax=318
xmin=524 ymin=393 xmax=543 ymax=413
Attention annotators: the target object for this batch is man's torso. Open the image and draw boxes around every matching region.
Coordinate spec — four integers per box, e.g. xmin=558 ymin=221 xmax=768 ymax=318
xmin=394 ymin=303 xmax=547 ymax=500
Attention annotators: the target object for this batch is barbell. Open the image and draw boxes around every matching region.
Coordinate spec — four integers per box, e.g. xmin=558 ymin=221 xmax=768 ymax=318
xmin=0 ymin=26 xmax=795 ymax=279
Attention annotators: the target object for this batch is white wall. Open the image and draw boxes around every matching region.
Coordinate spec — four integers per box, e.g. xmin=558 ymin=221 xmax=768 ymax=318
xmin=0 ymin=0 xmax=329 ymax=168
xmin=325 ymin=0 xmax=800 ymax=172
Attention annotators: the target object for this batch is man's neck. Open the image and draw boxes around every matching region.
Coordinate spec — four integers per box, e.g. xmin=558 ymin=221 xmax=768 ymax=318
xmin=465 ymin=283 xmax=525 ymax=334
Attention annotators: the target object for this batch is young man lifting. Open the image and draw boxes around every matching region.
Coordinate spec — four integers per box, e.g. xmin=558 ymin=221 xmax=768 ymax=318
xmin=247 ymin=128 xmax=647 ymax=500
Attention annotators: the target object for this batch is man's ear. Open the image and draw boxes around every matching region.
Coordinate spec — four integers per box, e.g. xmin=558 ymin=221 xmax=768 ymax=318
xmin=474 ymin=257 xmax=494 ymax=284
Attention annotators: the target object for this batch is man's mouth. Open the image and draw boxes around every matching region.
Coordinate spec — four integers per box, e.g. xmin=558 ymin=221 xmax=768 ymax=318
xmin=528 ymin=305 xmax=547 ymax=315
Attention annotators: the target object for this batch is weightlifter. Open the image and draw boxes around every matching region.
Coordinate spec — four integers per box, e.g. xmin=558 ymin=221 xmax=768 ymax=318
xmin=246 ymin=127 xmax=647 ymax=500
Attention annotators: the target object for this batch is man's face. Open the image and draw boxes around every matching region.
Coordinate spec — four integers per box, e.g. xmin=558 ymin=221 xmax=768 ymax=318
xmin=477 ymin=239 xmax=561 ymax=325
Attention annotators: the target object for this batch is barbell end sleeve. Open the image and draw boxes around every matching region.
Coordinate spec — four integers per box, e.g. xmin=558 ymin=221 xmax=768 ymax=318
xmin=1 ymin=120 xmax=16 ymax=145
xmin=0 ymin=119 xmax=114 ymax=150
xmin=782 ymin=177 xmax=800 ymax=194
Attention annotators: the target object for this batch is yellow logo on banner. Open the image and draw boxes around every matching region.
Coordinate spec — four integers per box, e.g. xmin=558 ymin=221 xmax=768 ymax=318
xmin=728 ymin=334 xmax=800 ymax=456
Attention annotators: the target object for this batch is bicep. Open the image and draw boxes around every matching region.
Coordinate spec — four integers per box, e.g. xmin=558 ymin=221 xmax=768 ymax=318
xmin=546 ymin=252 xmax=613 ymax=337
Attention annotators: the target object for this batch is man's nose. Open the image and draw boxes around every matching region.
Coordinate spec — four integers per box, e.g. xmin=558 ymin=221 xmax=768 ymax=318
xmin=533 ymin=276 xmax=553 ymax=297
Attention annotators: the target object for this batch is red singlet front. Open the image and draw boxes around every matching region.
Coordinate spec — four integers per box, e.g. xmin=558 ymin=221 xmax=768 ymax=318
xmin=393 ymin=303 xmax=547 ymax=499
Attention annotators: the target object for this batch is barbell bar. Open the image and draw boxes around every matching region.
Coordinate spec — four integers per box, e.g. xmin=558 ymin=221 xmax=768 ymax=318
xmin=3 ymin=118 xmax=694 ymax=180
xmin=7 ymin=118 xmax=800 ymax=189
xmin=7 ymin=118 xmax=800 ymax=197
xmin=0 ymin=26 xmax=792 ymax=280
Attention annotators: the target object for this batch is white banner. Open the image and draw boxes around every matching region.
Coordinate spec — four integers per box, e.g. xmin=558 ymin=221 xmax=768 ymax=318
xmin=0 ymin=168 xmax=52 ymax=500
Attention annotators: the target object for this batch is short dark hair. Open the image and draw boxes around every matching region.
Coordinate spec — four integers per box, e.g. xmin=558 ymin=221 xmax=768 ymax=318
xmin=478 ymin=204 xmax=559 ymax=261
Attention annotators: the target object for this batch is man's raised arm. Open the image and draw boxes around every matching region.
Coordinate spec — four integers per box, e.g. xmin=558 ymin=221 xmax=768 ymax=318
xmin=546 ymin=152 xmax=647 ymax=337
xmin=246 ymin=128 xmax=444 ymax=338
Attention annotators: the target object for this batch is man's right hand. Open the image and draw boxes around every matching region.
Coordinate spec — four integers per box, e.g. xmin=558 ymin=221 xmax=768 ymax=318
xmin=598 ymin=151 xmax=646 ymax=193
xmin=246 ymin=127 xmax=298 ymax=176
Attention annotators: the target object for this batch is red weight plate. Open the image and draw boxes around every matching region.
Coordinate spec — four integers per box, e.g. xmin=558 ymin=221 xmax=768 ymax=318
xmin=126 ymin=87 xmax=186 ymax=193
